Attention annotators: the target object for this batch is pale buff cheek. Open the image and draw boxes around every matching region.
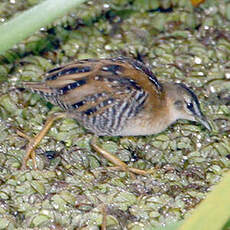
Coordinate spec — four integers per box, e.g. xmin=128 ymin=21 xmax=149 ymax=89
xmin=177 ymin=110 xmax=195 ymax=122
xmin=170 ymin=108 xmax=195 ymax=123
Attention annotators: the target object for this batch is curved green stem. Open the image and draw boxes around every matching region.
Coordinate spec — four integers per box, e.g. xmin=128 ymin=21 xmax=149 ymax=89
xmin=0 ymin=0 xmax=86 ymax=55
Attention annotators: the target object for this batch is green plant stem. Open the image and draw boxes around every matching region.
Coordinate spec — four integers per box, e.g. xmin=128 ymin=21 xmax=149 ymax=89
xmin=0 ymin=0 xmax=86 ymax=55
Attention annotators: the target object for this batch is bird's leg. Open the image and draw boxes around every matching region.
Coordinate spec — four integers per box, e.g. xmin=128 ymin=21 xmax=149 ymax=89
xmin=17 ymin=112 xmax=66 ymax=169
xmin=17 ymin=113 xmax=153 ymax=175
xmin=91 ymin=136 xmax=153 ymax=176
xmin=101 ymin=204 xmax=107 ymax=230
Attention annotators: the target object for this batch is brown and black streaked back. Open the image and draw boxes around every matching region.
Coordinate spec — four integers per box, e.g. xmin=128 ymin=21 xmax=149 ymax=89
xmin=24 ymin=57 xmax=161 ymax=135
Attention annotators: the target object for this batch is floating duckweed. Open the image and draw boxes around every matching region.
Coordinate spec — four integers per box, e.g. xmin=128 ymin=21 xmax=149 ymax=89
xmin=132 ymin=159 xmax=147 ymax=170
xmin=151 ymin=13 xmax=167 ymax=31
xmin=169 ymin=140 xmax=177 ymax=151
xmin=177 ymin=138 xmax=191 ymax=149
xmin=58 ymin=119 xmax=78 ymax=131
xmin=170 ymin=30 xmax=191 ymax=38
xmin=114 ymin=192 xmax=137 ymax=210
xmin=51 ymin=194 xmax=68 ymax=212
xmin=30 ymin=170 xmax=45 ymax=180
xmin=151 ymin=141 xmax=165 ymax=149
xmin=6 ymin=179 xmax=17 ymax=186
xmin=0 ymin=130 xmax=8 ymax=143
xmin=75 ymin=136 xmax=92 ymax=150
xmin=164 ymin=172 xmax=180 ymax=182
xmin=0 ymin=207 xmax=6 ymax=215
xmin=149 ymin=211 xmax=160 ymax=218
xmin=88 ymin=155 xmax=101 ymax=169
xmin=117 ymin=149 xmax=131 ymax=162
xmin=206 ymin=172 xmax=221 ymax=185
xmin=154 ymin=47 xmax=169 ymax=56
xmin=0 ymin=0 xmax=229 ymax=229
xmin=127 ymin=222 xmax=145 ymax=230
xmin=214 ymin=142 xmax=229 ymax=156
xmin=0 ymin=65 xmax=10 ymax=83
xmin=30 ymin=181 xmax=45 ymax=195
xmin=155 ymin=134 xmax=170 ymax=142
xmin=133 ymin=0 xmax=159 ymax=11
xmin=120 ymin=137 xmax=137 ymax=149
xmin=32 ymin=214 xmax=50 ymax=227
xmin=15 ymin=182 xmax=35 ymax=195
xmin=0 ymin=95 xmax=18 ymax=115
xmin=0 ymin=191 xmax=9 ymax=200
xmin=59 ymin=191 xmax=76 ymax=205
xmin=101 ymin=141 xmax=118 ymax=154
xmin=209 ymin=165 xmax=222 ymax=175
xmin=183 ymin=124 xmax=203 ymax=132
xmin=0 ymin=218 xmax=10 ymax=229
xmin=62 ymin=39 xmax=80 ymax=58
xmin=181 ymin=12 xmax=197 ymax=29
xmin=188 ymin=151 xmax=201 ymax=158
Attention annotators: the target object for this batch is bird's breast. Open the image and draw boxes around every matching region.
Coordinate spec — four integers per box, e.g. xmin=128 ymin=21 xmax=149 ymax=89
xmin=118 ymin=107 xmax=171 ymax=136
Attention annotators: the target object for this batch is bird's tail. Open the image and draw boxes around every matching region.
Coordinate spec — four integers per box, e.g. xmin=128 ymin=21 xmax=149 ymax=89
xmin=23 ymin=82 xmax=53 ymax=96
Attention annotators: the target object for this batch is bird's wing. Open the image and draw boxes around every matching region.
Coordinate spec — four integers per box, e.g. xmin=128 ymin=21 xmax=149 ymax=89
xmin=24 ymin=57 xmax=162 ymax=135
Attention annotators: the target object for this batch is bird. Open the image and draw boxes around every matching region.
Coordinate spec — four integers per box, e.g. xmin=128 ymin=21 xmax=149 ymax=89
xmin=18 ymin=56 xmax=211 ymax=174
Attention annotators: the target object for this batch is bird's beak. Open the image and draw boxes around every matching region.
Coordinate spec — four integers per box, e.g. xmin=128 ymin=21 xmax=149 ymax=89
xmin=196 ymin=114 xmax=212 ymax=131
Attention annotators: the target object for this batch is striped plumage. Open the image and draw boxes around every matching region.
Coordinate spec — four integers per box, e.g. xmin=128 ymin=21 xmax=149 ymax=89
xmin=24 ymin=57 xmax=211 ymax=137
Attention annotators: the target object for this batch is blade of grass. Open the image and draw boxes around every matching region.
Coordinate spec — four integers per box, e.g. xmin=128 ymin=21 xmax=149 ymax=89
xmin=179 ymin=171 xmax=230 ymax=230
xmin=0 ymin=0 xmax=86 ymax=55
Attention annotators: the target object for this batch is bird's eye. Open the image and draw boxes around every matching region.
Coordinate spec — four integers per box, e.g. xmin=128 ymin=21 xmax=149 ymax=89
xmin=187 ymin=102 xmax=194 ymax=111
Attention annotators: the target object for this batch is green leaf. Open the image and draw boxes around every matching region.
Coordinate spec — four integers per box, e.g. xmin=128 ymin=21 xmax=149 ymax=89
xmin=0 ymin=0 xmax=86 ymax=55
